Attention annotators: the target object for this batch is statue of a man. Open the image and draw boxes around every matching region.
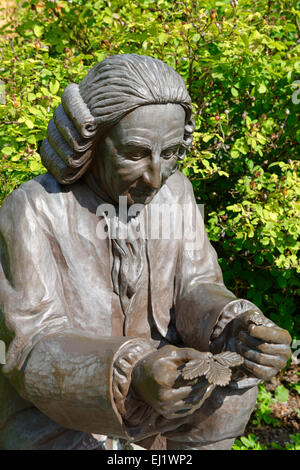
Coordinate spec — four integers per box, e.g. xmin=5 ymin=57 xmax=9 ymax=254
xmin=0 ymin=54 xmax=291 ymax=450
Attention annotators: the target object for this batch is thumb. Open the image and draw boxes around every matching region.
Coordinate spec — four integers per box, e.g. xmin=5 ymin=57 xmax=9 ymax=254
xmin=232 ymin=309 xmax=267 ymax=337
xmin=152 ymin=357 xmax=181 ymax=387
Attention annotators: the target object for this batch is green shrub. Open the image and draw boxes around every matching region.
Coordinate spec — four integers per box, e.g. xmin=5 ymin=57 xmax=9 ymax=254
xmin=0 ymin=0 xmax=299 ymax=337
xmin=232 ymin=433 xmax=267 ymax=450
xmin=252 ymin=382 xmax=282 ymax=427
xmin=233 ymin=432 xmax=300 ymax=450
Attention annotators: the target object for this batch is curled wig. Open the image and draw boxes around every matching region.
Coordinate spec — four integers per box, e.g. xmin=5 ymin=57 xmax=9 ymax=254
xmin=41 ymin=54 xmax=195 ymax=184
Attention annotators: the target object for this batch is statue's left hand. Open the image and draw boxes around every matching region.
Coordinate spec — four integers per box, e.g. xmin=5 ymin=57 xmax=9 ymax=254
xmin=231 ymin=310 xmax=292 ymax=380
xmin=131 ymin=346 xmax=215 ymax=419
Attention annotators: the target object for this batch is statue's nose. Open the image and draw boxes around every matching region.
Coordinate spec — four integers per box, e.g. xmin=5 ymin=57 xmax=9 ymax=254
xmin=142 ymin=153 xmax=162 ymax=190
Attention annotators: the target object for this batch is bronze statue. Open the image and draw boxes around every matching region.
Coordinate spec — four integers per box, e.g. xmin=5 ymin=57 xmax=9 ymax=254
xmin=0 ymin=54 xmax=291 ymax=450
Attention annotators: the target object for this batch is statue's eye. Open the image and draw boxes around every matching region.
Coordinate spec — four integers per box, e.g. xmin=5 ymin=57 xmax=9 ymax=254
xmin=124 ymin=148 xmax=150 ymax=160
xmin=161 ymin=145 xmax=181 ymax=160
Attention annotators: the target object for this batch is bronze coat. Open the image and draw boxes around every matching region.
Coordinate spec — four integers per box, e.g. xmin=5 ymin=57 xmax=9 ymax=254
xmin=0 ymin=170 xmax=250 ymax=445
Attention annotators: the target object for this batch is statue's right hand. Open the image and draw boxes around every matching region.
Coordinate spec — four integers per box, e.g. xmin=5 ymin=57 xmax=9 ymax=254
xmin=131 ymin=345 xmax=215 ymax=419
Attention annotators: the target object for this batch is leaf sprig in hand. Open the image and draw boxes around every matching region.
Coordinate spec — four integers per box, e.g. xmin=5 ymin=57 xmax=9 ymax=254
xmin=182 ymin=351 xmax=244 ymax=387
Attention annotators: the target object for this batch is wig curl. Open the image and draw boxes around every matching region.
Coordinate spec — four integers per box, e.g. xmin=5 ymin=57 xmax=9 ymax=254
xmin=41 ymin=54 xmax=195 ymax=184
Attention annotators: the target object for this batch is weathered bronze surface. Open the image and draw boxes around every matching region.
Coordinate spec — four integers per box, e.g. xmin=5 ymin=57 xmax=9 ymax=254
xmin=0 ymin=54 xmax=291 ymax=450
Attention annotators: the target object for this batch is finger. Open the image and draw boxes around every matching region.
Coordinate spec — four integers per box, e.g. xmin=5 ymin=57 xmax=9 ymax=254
xmin=248 ymin=324 xmax=292 ymax=345
xmin=185 ymin=382 xmax=215 ymax=407
xmin=156 ymin=344 xmax=181 ymax=359
xmin=175 ymin=348 xmax=213 ymax=363
xmin=159 ymin=400 xmax=195 ymax=419
xmin=157 ymin=345 xmax=213 ymax=366
xmin=153 ymin=358 xmax=180 ymax=387
xmin=153 ymin=346 xmax=206 ymax=387
xmin=159 ymin=385 xmax=192 ymax=403
xmin=157 ymin=346 xmax=213 ymax=381
xmin=238 ymin=331 xmax=291 ymax=359
xmin=242 ymin=358 xmax=278 ymax=380
xmin=232 ymin=310 xmax=266 ymax=336
xmin=159 ymin=378 xmax=209 ymax=402
xmin=163 ymin=399 xmax=208 ymax=419
xmin=160 ymin=379 xmax=213 ymax=410
xmin=162 ymin=382 xmax=216 ymax=419
xmin=236 ymin=340 xmax=288 ymax=370
xmin=164 ymin=409 xmax=194 ymax=420
xmin=166 ymin=402 xmax=194 ymax=414
xmin=168 ymin=392 xmax=212 ymax=418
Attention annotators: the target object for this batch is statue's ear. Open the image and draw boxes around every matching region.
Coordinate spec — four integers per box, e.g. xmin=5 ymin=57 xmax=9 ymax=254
xmin=183 ymin=115 xmax=195 ymax=150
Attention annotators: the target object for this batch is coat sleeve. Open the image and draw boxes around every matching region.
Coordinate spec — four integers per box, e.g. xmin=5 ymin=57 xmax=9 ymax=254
xmin=173 ymin=176 xmax=261 ymax=353
xmin=0 ymin=186 xmax=153 ymax=438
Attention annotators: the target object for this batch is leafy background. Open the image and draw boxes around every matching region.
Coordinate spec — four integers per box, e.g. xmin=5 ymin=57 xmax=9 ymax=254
xmin=0 ymin=0 xmax=299 ymax=450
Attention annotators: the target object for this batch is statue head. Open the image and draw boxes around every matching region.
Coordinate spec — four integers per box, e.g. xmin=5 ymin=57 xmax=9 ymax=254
xmin=41 ymin=54 xmax=194 ymax=204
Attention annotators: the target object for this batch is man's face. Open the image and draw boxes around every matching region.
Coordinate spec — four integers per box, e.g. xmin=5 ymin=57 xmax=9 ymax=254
xmin=94 ymin=103 xmax=186 ymax=205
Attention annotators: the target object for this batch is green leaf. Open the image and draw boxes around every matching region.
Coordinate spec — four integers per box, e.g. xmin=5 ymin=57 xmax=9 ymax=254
xmin=33 ymin=25 xmax=44 ymax=37
xmin=102 ymin=16 xmax=113 ymax=25
xmin=182 ymin=168 xmax=189 ymax=177
xmin=158 ymin=32 xmax=168 ymax=45
xmin=258 ymin=83 xmax=267 ymax=94
xmin=192 ymin=33 xmax=200 ymax=43
xmin=202 ymin=134 xmax=214 ymax=143
xmin=241 ymin=33 xmax=249 ymax=48
xmin=95 ymin=52 xmax=107 ymax=62
xmin=24 ymin=118 xmax=34 ymax=129
xmin=240 ymin=436 xmax=251 ymax=447
xmin=49 ymin=79 xmax=60 ymax=95
xmin=29 ymin=160 xmax=43 ymax=171
xmin=275 ymin=385 xmax=289 ymax=403
xmin=27 ymin=93 xmax=36 ymax=101
xmin=1 ymin=146 xmax=14 ymax=155
xmin=230 ymin=150 xmax=240 ymax=159
xmin=256 ymin=133 xmax=266 ymax=145
xmin=231 ymin=87 xmax=239 ymax=97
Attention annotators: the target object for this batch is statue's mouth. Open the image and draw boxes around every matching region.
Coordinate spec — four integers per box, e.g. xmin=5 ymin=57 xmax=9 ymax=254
xmin=129 ymin=182 xmax=157 ymax=198
xmin=132 ymin=187 xmax=154 ymax=196
xmin=127 ymin=187 xmax=157 ymax=206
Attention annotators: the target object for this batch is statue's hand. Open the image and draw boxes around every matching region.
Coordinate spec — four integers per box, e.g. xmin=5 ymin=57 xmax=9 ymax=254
xmin=131 ymin=345 xmax=215 ymax=419
xmin=231 ymin=310 xmax=292 ymax=380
